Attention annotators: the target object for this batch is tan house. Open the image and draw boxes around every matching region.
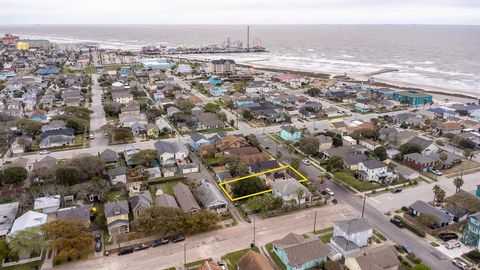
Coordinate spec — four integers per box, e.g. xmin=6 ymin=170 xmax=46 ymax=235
xmin=318 ymin=135 xmax=333 ymax=151
xmin=238 ymin=250 xmax=274 ymax=270
xmin=215 ymin=135 xmax=249 ymax=151
xmin=104 ymin=200 xmax=130 ymax=238
xmin=112 ymin=91 xmax=134 ymax=104
xmin=345 ymin=245 xmax=400 ymax=270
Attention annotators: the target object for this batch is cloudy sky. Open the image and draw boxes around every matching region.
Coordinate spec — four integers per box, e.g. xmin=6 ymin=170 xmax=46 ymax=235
xmin=0 ymin=0 xmax=479 ymax=25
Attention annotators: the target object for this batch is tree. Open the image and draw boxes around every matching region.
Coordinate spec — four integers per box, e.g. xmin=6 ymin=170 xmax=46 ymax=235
xmin=418 ymin=213 xmax=439 ymax=228
xmin=0 ymin=166 xmax=28 ymax=184
xmin=399 ymin=142 xmax=422 ymax=156
xmin=331 ymin=135 xmax=342 ymax=147
xmin=16 ymin=136 xmax=32 ymax=152
xmin=232 ymin=177 xmax=268 ymax=197
xmin=463 ymin=149 xmax=473 ymax=160
xmin=204 ymin=103 xmax=220 ymax=113
xmin=0 ymin=238 xmax=8 ymax=259
xmin=411 ymin=263 xmax=432 ymax=270
xmin=326 ymin=156 xmax=344 ymax=172
xmin=112 ymin=127 xmax=133 ymax=143
xmin=145 ymin=108 xmax=163 ymax=123
xmin=245 ymin=194 xmax=283 ymax=213
xmin=16 ymin=119 xmax=42 ymax=135
xmin=459 ymin=138 xmax=476 ymax=149
xmin=184 ymin=211 xmax=220 ymax=234
xmin=306 ymin=88 xmax=321 ymax=97
xmin=70 ymin=177 xmax=112 ymax=202
xmin=242 ymin=110 xmax=254 ymax=120
xmin=217 ymin=111 xmax=227 ymax=122
xmin=7 ymin=227 xmax=47 ymax=258
xmin=65 ymin=155 xmax=105 ymax=181
xmin=131 ymin=149 xmax=158 ymax=166
xmin=298 ymin=136 xmax=319 ymax=156
xmin=291 ymin=158 xmax=301 ymax=170
xmin=43 ymin=220 xmax=93 ymax=261
xmin=453 ymin=176 xmax=464 ymax=192
xmin=434 ymin=159 xmax=444 ymax=169
xmin=177 ymin=99 xmax=194 ymax=112
xmin=103 ymin=102 xmax=121 ymax=117
xmin=439 ymin=152 xmax=448 ymax=161
xmin=432 ymin=185 xmax=446 ymax=203
xmin=56 ymin=166 xmax=82 ymax=186
xmin=372 ymin=146 xmax=388 ymax=161
xmin=276 ymin=151 xmax=283 ymax=161
xmin=246 ymin=134 xmax=260 ymax=148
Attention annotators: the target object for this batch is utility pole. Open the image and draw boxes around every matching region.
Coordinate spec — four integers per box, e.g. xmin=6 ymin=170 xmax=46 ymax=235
xmin=184 ymin=242 xmax=187 ymax=266
xmin=252 ymin=216 xmax=256 ymax=247
xmin=313 ymin=211 xmax=317 ymax=233
xmin=361 ymin=193 xmax=367 ymax=218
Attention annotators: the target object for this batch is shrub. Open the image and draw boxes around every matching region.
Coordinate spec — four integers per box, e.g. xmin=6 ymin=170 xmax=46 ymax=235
xmin=465 ymin=249 xmax=480 ymax=263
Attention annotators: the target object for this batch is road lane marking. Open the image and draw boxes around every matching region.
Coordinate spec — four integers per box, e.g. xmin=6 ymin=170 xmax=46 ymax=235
xmin=370 ymin=197 xmax=381 ymax=204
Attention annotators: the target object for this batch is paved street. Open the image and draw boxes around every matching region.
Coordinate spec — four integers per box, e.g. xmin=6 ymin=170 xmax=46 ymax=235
xmin=52 ymin=203 xmax=354 ymax=270
xmin=89 ymin=74 xmax=108 ymax=148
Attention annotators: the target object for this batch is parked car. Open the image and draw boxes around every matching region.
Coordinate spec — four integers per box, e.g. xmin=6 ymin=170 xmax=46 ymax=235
xmin=325 ymin=188 xmax=334 ymax=196
xmin=445 ymin=240 xmax=461 ymax=250
xmin=118 ymin=247 xmax=134 ymax=256
xmin=429 ymin=168 xmax=443 ymax=176
xmin=89 ymin=132 xmax=95 ymax=139
xmin=134 ymin=243 xmax=150 ymax=251
xmin=391 ymin=188 xmax=402 ymax=194
xmin=453 ymin=258 xmax=470 ymax=269
xmin=439 ymin=232 xmax=459 ymax=242
xmin=390 ymin=218 xmax=404 ymax=228
xmin=152 ymin=238 xmax=169 ymax=247
xmin=302 ymin=159 xmax=311 ymax=166
xmin=39 ymin=150 xmax=50 ymax=155
xmin=95 ymin=241 xmax=102 ymax=252
xmin=400 ymin=245 xmax=412 ymax=254
xmin=172 ymin=235 xmax=185 ymax=243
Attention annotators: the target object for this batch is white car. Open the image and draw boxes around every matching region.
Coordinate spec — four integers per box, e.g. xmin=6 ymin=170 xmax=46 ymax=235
xmin=452 ymin=258 xmax=469 ymax=269
xmin=302 ymin=159 xmax=311 ymax=166
xmin=39 ymin=150 xmax=50 ymax=155
xmin=430 ymin=168 xmax=443 ymax=176
xmin=325 ymin=188 xmax=334 ymax=196
xmin=445 ymin=240 xmax=461 ymax=250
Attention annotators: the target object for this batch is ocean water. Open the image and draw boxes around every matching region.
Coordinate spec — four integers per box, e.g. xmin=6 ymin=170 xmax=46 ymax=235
xmin=1 ymin=25 xmax=479 ymax=94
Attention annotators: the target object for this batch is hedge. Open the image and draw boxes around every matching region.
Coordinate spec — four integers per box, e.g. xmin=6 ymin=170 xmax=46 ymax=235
xmin=147 ymin=175 xmax=186 ymax=185
xmin=394 ymin=215 xmax=426 ymax=238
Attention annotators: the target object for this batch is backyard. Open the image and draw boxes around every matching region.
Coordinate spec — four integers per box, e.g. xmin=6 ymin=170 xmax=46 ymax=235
xmin=333 ymin=172 xmax=381 ymax=192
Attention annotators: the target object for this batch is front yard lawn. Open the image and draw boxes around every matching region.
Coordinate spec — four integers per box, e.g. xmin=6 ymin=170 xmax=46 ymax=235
xmin=333 ymin=172 xmax=381 ymax=192
xmin=319 ymin=232 xmax=332 ymax=243
xmin=221 ymin=247 xmax=260 ymax=270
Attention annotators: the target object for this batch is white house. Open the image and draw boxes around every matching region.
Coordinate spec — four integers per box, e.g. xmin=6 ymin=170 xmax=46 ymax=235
xmin=271 ymin=178 xmax=312 ymax=205
xmin=342 ymin=136 xmax=357 ymax=146
xmin=154 ymin=141 xmax=189 ymax=166
xmin=357 ymin=160 xmax=388 ymax=182
xmin=108 ymin=167 xmax=127 ymax=185
xmin=245 ymin=81 xmax=276 ymax=95
xmin=8 ymin=210 xmax=48 ymax=236
xmin=330 ymin=218 xmax=372 ymax=257
xmin=33 ymin=195 xmax=61 ymax=214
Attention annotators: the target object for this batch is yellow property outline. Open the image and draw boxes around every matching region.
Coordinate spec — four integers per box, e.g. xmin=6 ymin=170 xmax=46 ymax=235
xmin=218 ymin=164 xmax=308 ymax=201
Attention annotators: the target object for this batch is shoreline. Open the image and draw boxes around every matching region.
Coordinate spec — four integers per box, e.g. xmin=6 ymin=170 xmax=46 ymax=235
xmin=170 ymin=54 xmax=479 ymax=102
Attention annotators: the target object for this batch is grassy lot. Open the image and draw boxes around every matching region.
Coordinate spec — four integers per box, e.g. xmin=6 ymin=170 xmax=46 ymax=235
xmin=265 ymin=243 xmax=286 ymax=270
xmin=443 ymin=158 xmax=480 ymax=175
xmin=1 ymin=259 xmax=44 ymax=270
xmin=313 ymin=227 xmax=333 ymax=235
xmin=333 ymin=172 xmax=381 ymax=192
xmin=84 ymin=66 xmax=98 ymax=74
xmin=319 ymin=232 xmax=332 ymax=243
xmin=184 ymin=258 xmax=212 ymax=269
xmin=106 ymin=190 xmax=128 ymax=202
xmin=160 ymin=181 xmax=179 ymax=196
xmin=221 ymin=247 xmax=260 ymax=270
xmin=205 ymin=157 xmax=221 ymax=165
xmin=199 ymin=127 xmax=235 ymax=134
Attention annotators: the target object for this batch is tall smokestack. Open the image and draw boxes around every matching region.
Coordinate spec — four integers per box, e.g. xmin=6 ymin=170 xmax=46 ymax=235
xmin=247 ymin=26 xmax=250 ymax=50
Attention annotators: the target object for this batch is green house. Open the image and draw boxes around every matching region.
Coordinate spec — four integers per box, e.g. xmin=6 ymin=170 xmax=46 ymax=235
xmin=461 ymin=212 xmax=480 ymax=248
xmin=272 ymin=233 xmax=329 ymax=270
xmin=392 ymin=90 xmax=433 ymax=106
xmin=280 ymin=125 xmax=302 ymax=142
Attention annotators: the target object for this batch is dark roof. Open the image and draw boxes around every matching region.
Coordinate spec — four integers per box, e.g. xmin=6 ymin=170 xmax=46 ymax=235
xmin=211 ymin=59 xmax=235 ymax=65
xmin=272 ymin=233 xmax=329 ymax=267
xmin=361 ymin=160 xmax=386 ymax=170
xmin=409 ymin=200 xmax=451 ymax=223
xmin=343 ymin=154 xmax=368 ymax=166
xmin=173 ymin=183 xmax=201 ymax=212
xmin=108 ymin=167 xmax=126 ymax=177
xmin=104 ymin=200 xmax=129 ymax=217
xmin=100 ymin=149 xmax=118 ymax=163
xmin=57 ymin=205 xmax=91 ymax=223
xmin=191 ymin=133 xmax=208 ymax=143
xmin=407 ymin=136 xmax=434 ymax=151
xmin=40 ymin=128 xmax=74 ymax=140
xmin=249 ymin=160 xmax=280 ymax=173
xmin=404 ymin=153 xmax=435 ymax=164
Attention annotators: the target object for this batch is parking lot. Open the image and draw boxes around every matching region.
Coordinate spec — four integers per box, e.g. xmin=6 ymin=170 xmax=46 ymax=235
xmin=435 ymin=243 xmax=475 ymax=259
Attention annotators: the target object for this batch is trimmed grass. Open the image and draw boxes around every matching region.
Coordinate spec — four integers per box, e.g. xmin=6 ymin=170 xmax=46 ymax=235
xmin=84 ymin=66 xmax=97 ymax=74
xmin=319 ymin=232 xmax=332 ymax=243
xmin=106 ymin=190 xmax=128 ymax=202
xmin=160 ymin=181 xmax=179 ymax=196
xmin=333 ymin=172 xmax=381 ymax=192
xmin=163 ymin=268 xmax=176 ymax=270
xmin=184 ymin=258 xmax=212 ymax=268
xmin=221 ymin=247 xmax=260 ymax=270
xmin=265 ymin=243 xmax=286 ymax=270
xmin=313 ymin=227 xmax=333 ymax=235
xmin=205 ymin=157 xmax=221 ymax=165
xmin=199 ymin=127 xmax=235 ymax=134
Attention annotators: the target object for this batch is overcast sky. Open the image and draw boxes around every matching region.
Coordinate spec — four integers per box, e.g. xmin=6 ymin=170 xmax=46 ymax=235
xmin=1 ymin=0 xmax=479 ymax=25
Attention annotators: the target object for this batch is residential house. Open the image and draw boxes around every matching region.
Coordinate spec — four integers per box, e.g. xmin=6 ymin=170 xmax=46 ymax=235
xmin=357 ymin=160 xmax=388 ymax=183
xmin=237 ymin=250 xmax=275 ymax=270
xmin=112 ymin=91 xmax=134 ymax=104
xmin=249 ymin=160 xmax=280 ymax=174
xmin=100 ymin=149 xmax=118 ymax=164
xmin=437 ymin=122 xmax=462 ymax=135
xmin=195 ymin=181 xmax=228 ymax=213
xmin=155 ymin=193 xmax=179 ymax=209
xmin=39 ymin=128 xmax=75 ymax=149
xmin=354 ymin=103 xmax=371 ymax=113
xmin=166 ymin=106 xmax=181 ymax=117
xmin=154 ymin=141 xmax=189 ymax=166
xmin=461 ymin=212 xmax=480 ymax=248
xmin=146 ymin=123 xmax=159 ymax=137
xmin=330 ymin=218 xmax=372 ymax=257
xmin=359 ymin=138 xmax=378 ymax=151
xmin=403 ymin=153 xmax=435 ymax=172
xmin=409 ymin=200 xmax=453 ymax=228
xmin=108 ymin=167 xmax=127 ymax=185
xmin=272 ymin=233 xmax=329 ymax=270
xmin=174 ymin=183 xmax=201 ymax=213
xmin=407 ymin=136 xmax=439 ymax=155
xmin=392 ymin=90 xmax=433 ymax=106
xmin=104 ymin=200 xmax=130 ymax=238
xmin=193 ymin=111 xmax=225 ymax=130
xmin=271 ymin=179 xmax=312 ymax=205
xmin=33 ymin=195 xmax=61 ymax=214
xmin=57 ymin=205 xmax=91 ymax=225
xmin=216 ymin=135 xmax=249 ymax=152
xmin=245 ymin=80 xmax=276 ymax=95
xmin=129 ymin=191 xmax=153 ymax=218
xmin=428 ymin=152 xmax=461 ymax=169
xmin=345 ymin=245 xmax=400 ymax=270
xmin=209 ymin=59 xmax=236 ymax=74
xmin=8 ymin=210 xmax=47 ymax=237
xmin=318 ymin=135 xmax=333 ymax=151
xmin=343 ymin=154 xmax=368 ymax=171
xmin=190 ymin=133 xmax=212 ymax=151
xmin=279 ymin=125 xmax=302 ymax=142
xmin=342 ymin=136 xmax=357 ymax=146
xmin=394 ymin=165 xmax=419 ymax=180
xmin=388 ymin=130 xmax=417 ymax=148
xmin=120 ymin=101 xmax=141 ymax=115
xmin=0 ymin=202 xmax=20 ymax=236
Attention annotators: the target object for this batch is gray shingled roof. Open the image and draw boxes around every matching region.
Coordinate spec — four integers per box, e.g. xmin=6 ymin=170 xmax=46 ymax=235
xmin=272 ymin=179 xmax=310 ymax=197
xmin=104 ymin=200 xmax=129 ymax=217
xmin=129 ymin=191 xmax=153 ymax=212
xmin=404 ymin=153 xmax=435 ymax=164
xmin=334 ymin=218 xmax=371 ymax=234
xmin=57 ymin=205 xmax=91 ymax=223
xmin=361 ymin=160 xmax=386 ymax=170
xmin=173 ymin=183 xmax=201 ymax=212
xmin=355 ymin=245 xmax=400 ymax=270
xmin=409 ymin=200 xmax=452 ymax=223
xmin=100 ymin=149 xmax=118 ymax=163
xmin=407 ymin=136 xmax=434 ymax=151
xmin=272 ymin=233 xmax=329 ymax=267
xmin=195 ymin=182 xmax=227 ymax=209
xmin=155 ymin=194 xmax=179 ymax=209
xmin=108 ymin=167 xmax=126 ymax=177
xmin=154 ymin=141 xmax=188 ymax=155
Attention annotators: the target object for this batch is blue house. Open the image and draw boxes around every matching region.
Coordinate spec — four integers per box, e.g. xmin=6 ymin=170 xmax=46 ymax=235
xmin=209 ymin=85 xmax=228 ymax=97
xmin=392 ymin=90 xmax=433 ymax=106
xmin=272 ymin=233 xmax=328 ymax=270
xmin=190 ymin=133 xmax=211 ymax=151
xmin=280 ymin=125 xmax=302 ymax=142
xmin=36 ymin=66 xmax=60 ymax=76
xmin=208 ymin=76 xmax=223 ymax=86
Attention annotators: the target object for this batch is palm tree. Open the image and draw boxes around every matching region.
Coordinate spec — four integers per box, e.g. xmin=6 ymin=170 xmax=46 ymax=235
xmin=296 ymin=188 xmax=305 ymax=205
xmin=286 ymin=142 xmax=294 ymax=163
xmin=453 ymin=176 xmax=464 ymax=192
xmin=7 ymin=227 xmax=47 ymax=258
xmin=432 ymin=185 xmax=442 ymax=203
